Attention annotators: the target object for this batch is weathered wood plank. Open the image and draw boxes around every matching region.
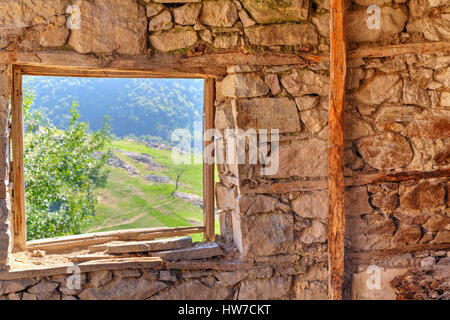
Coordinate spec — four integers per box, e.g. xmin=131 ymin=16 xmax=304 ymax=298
xmin=242 ymin=168 xmax=450 ymax=195
xmin=88 ymin=243 xmax=112 ymax=253
xmin=0 ymin=51 xmax=327 ymax=76
xmin=347 ymin=168 xmax=450 ymax=185
xmin=20 ymin=65 xmax=206 ymax=79
xmin=28 ymin=225 xmax=204 ymax=246
xmin=0 ymin=257 xmax=163 ymax=280
xmin=155 ymin=243 xmax=223 ymax=261
xmin=134 ymin=226 xmax=204 ymax=241
xmin=348 ymin=41 xmax=450 ymax=60
xmin=68 ymin=254 xmax=118 ymax=262
xmin=328 ymin=0 xmax=347 ymax=300
xmin=203 ymin=78 xmax=215 ymax=242
xmin=165 ymin=261 xmax=260 ymax=271
xmin=242 ymin=179 xmax=328 ymax=194
xmin=106 ymin=236 xmax=193 ymax=254
xmin=76 ymin=257 xmax=163 ymax=273
xmin=11 ymin=66 xmax=26 ymax=252
xmin=28 ymin=236 xmax=120 ymax=252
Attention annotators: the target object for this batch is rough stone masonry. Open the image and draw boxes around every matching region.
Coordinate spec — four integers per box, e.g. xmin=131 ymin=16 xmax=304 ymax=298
xmin=0 ymin=0 xmax=449 ymax=300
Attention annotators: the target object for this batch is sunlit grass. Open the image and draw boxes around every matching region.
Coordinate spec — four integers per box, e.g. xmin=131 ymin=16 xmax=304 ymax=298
xmin=84 ymin=139 xmax=220 ymax=242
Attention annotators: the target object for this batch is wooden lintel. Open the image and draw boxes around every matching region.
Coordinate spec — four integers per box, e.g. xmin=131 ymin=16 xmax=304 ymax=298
xmin=348 ymin=41 xmax=450 ymax=60
xmin=4 ymin=43 xmax=444 ymax=73
xmin=0 ymin=51 xmax=327 ymax=76
xmin=19 ymin=65 xmax=209 ymax=79
xmin=241 ymin=168 xmax=450 ymax=194
xmin=328 ymin=0 xmax=346 ymax=300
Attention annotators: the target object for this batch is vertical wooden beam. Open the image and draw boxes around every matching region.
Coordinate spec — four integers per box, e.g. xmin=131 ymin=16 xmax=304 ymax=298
xmin=11 ymin=66 xmax=26 ymax=251
xmin=328 ymin=0 xmax=346 ymax=300
xmin=203 ymin=78 xmax=215 ymax=242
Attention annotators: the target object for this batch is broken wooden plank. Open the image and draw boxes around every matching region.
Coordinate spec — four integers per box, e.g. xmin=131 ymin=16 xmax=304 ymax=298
xmin=134 ymin=226 xmax=204 ymax=241
xmin=88 ymin=243 xmax=112 ymax=253
xmin=106 ymin=236 xmax=193 ymax=254
xmin=28 ymin=236 xmax=119 ymax=252
xmin=348 ymin=41 xmax=450 ymax=60
xmin=328 ymin=0 xmax=346 ymax=300
xmin=28 ymin=225 xmax=204 ymax=247
xmin=68 ymin=254 xmax=118 ymax=262
xmin=155 ymin=243 xmax=223 ymax=261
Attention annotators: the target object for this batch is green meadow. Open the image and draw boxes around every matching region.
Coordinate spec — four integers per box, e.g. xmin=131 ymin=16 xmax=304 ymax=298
xmin=84 ymin=139 xmax=219 ymax=242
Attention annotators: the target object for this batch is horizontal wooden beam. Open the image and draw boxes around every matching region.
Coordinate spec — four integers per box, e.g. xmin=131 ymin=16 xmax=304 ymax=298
xmin=345 ymin=168 xmax=450 ymax=186
xmin=242 ymin=179 xmax=328 ymax=194
xmin=0 ymin=50 xmax=327 ymax=77
xmin=242 ymin=168 xmax=450 ymax=194
xmin=165 ymin=260 xmax=262 ymax=271
xmin=348 ymin=41 xmax=450 ymax=60
xmin=19 ymin=65 xmax=206 ymax=79
xmin=28 ymin=236 xmax=120 ymax=253
xmin=27 ymin=226 xmax=204 ymax=248
xmin=347 ymin=243 xmax=450 ymax=260
xmin=0 ymin=257 xmax=163 ymax=281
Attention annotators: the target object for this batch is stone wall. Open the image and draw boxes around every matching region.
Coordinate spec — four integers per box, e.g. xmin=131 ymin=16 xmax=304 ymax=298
xmin=0 ymin=0 xmax=448 ymax=299
xmin=343 ymin=0 xmax=450 ymax=299
xmin=0 ymin=262 xmax=301 ymax=300
xmin=0 ymin=64 xmax=11 ymax=272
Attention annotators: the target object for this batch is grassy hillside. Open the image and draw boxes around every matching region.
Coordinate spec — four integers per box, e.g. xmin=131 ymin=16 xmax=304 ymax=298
xmin=84 ymin=139 xmax=219 ymax=242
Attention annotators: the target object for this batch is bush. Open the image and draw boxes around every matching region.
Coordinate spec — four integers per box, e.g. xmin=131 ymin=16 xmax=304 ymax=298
xmin=24 ymin=92 xmax=112 ymax=240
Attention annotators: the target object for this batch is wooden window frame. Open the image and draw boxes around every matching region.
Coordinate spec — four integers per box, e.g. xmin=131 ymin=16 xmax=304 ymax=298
xmin=10 ymin=65 xmax=216 ymax=252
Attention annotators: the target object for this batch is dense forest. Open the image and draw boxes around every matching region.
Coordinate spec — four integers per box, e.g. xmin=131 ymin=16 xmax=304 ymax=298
xmin=23 ymin=76 xmax=204 ymax=142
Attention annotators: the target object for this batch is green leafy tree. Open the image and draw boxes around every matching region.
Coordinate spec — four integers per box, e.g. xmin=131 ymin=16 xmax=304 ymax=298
xmin=23 ymin=91 xmax=112 ymax=240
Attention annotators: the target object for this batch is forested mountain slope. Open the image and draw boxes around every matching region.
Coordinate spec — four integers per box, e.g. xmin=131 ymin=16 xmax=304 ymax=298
xmin=23 ymin=76 xmax=204 ymax=142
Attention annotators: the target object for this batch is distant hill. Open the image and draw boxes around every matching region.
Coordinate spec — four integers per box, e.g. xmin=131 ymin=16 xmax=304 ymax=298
xmin=23 ymin=76 xmax=204 ymax=142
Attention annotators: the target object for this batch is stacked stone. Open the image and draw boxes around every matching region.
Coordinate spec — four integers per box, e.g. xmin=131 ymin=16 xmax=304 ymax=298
xmin=0 ymin=0 xmax=327 ymax=56
xmin=0 ymin=66 xmax=11 ymax=272
xmin=214 ymin=61 xmax=331 ymax=299
xmin=147 ymin=0 xmax=324 ymax=53
xmin=0 ymin=265 xmax=285 ymax=300
xmin=344 ymin=0 xmax=450 ymax=299
xmin=345 ymin=53 xmax=450 ymax=250
xmin=345 ymin=0 xmax=449 ymax=48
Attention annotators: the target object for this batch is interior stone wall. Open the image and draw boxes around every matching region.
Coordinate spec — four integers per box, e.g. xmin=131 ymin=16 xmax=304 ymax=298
xmin=344 ymin=0 xmax=450 ymax=299
xmin=0 ymin=0 xmax=448 ymax=300
xmin=0 ymin=65 xmax=11 ymax=273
